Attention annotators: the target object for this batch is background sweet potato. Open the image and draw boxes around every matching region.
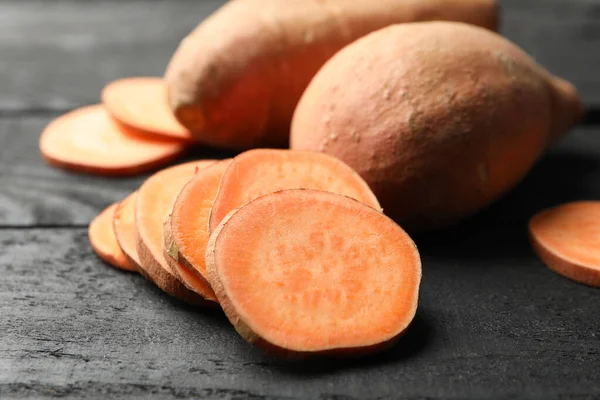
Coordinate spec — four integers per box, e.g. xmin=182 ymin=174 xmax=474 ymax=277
xmin=291 ymin=22 xmax=584 ymax=232
xmin=165 ymin=0 xmax=499 ymax=149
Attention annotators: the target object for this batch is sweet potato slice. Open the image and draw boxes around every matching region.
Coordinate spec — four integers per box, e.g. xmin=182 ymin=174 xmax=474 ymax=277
xmin=113 ymin=192 xmax=143 ymax=272
xmin=102 ymin=77 xmax=195 ymax=142
xmin=206 ymin=189 xmax=421 ymax=357
xmin=136 ymin=161 xmax=218 ymax=304
xmin=166 ymin=159 xmax=232 ymax=285
xmin=89 ymin=203 xmax=136 ymax=272
xmin=209 ymin=149 xmax=380 ymax=232
xmin=529 ymin=201 xmax=600 ymax=287
xmin=40 ymin=105 xmax=185 ymax=176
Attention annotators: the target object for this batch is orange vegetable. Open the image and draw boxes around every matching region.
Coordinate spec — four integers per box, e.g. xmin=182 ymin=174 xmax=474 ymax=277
xmin=102 ymin=77 xmax=195 ymax=143
xmin=89 ymin=203 xmax=136 ymax=272
xmin=136 ymin=161 xmax=217 ymax=304
xmin=165 ymin=0 xmax=499 ymax=149
xmin=40 ymin=105 xmax=185 ymax=176
xmin=206 ymin=189 xmax=421 ymax=357
xmin=529 ymin=201 xmax=600 ymax=287
xmin=291 ymin=22 xmax=583 ymax=231
xmin=165 ymin=159 xmax=232 ymax=287
xmin=209 ymin=149 xmax=380 ymax=232
xmin=113 ymin=192 xmax=143 ymax=272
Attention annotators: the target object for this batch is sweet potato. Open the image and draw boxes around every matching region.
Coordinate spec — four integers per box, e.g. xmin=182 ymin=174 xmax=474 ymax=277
xmin=89 ymin=203 xmax=136 ymax=272
xmin=208 ymin=149 xmax=380 ymax=232
xmin=291 ymin=22 xmax=584 ymax=232
xmin=113 ymin=192 xmax=143 ymax=272
xmin=165 ymin=0 xmax=499 ymax=149
xmin=40 ymin=105 xmax=186 ymax=176
xmin=102 ymin=77 xmax=196 ymax=143
xmin=206 ymin=189 xmax=421 ymax=357
xmin=165 ymin=159 xmax=232 ymax=286
xmin=529 ymin=201 xmax=600 ymax=287
xmin=136 ymin=161 xmax=217 ymax=304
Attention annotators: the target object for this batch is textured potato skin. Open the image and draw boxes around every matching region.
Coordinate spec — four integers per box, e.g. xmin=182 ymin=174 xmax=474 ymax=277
xmin=290 ymin=22 xmax=583 ymax=232
xmin=165 ymin=0 xmax=499 ymax=149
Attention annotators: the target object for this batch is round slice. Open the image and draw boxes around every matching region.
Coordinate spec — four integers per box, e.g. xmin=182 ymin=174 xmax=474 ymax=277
xmin=113 ymin=192 xmax=142 ymax=272
xmin=136 ymin=160 xmax=218 ymax=304
xmin=89 ymin=203 xmax=136 ymax=272
xmin=206 ymin=189 xmax=421 ymax=357
xmin=102 ymin=77 xmax=195 ymax=142
xmin=209 ymin=149 xmax=381 ymax=232
xmin=529 ymin=201 xmax=600 ymax=287
xmin=166 ymin=159 xmax=232 ymax=285
xmin=40 ymin=105 xmax=185 ymax=176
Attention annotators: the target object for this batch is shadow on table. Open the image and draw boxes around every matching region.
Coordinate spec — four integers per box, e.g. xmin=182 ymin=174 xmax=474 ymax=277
xmin=415 ymin=148 xmax=600 ymax=263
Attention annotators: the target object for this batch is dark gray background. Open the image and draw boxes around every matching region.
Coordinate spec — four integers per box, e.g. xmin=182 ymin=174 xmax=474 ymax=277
xmin=1 ymin=1 xmax=599 ymax=399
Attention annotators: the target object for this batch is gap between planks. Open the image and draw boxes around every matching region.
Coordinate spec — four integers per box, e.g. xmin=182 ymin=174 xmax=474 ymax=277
xmin=0 ymin=224 xmax=88 ymax=230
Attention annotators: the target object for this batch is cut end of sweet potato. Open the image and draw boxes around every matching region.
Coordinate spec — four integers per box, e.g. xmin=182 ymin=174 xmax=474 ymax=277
xmin=89 ymin=202 xmax=136 ymax=272
xmin=529 ymin=201 xmax=600 ymax=287
xmin=40 ymin=105 xmax=186 ymax=176
xmin=549 ymin=77 xmax=585 ymax=142
xmin=209 ymin=149 xmax=381 ymax=233
xmin=102 ymin=77 xmax=197 ymax=142
xmin=113 ymin=192 xmax=143 ymax=272
xmin=136 ymin=160 xmax=217 ymax=304
xmin=206 ymin=189 xmax=421 ymax=357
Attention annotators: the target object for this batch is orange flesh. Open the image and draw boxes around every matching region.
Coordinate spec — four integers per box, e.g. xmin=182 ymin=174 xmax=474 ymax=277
xmin=210 ymin=190 xmax=421 ymax=352
xmin=113 ymin=192 xmax=142 ymax=269
xmin=136 ymin=160 xmax=217 ymax=301
xmin=89 ymin=203 xmax=136 ymax=272
xmin=40 ymin=105 xmax=185 ymax=176
xmin=529 ymin=201 xmax=600 ymax=287
xmin=170 ymin=159 xmax=232 ymax=282
xmin=102 ymin=77 xmax=195 ymax=142
xmin=209 ymin=149 xmax=380 ymax=231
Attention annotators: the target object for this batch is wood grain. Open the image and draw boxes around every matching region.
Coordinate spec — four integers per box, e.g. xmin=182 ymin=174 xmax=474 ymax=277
xmin=0 ymin=0 xmax=223 ymax=111
xmin=0 ymin=228 xmax=598 ymax=399
xmin=1 ymin=1 xmax=599 ymax=398
xmin=1 ymin=0 xmax=599 ymax=110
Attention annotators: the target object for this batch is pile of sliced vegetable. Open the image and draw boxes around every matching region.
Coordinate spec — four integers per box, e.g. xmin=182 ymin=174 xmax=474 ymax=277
xmin=39 ymin=0 xmax=596 ymax=358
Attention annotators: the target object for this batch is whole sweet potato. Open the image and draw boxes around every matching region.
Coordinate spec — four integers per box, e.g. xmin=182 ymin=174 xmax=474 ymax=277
xmin=165 ymin=0 xmax=499 ymax=149
xmin=291 ymin=22 xmax=583 ymax=232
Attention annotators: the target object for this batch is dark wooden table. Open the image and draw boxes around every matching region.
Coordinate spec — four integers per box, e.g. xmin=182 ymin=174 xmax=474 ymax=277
xmin=2 ymin=1 xmax=599 ymax=399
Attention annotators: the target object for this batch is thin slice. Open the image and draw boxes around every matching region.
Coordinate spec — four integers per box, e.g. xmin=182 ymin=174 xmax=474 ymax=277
xmin=113 ymin=192 xmax=142 ymax=272
xmin=40 ymin=105 xmax=185 ymax=176
xmin=529 ymin=201 xmax=600 ymax=287
xmin=206 ymin=189 xmax=421 ymax=357
xmin=209 ymin=149 xmax=381 ymax=232
xmin=89 ymin=203 xmax=136 ymax=272
xmin=102 ymin=77 xmax=195 ymax=142
xmin=166 ymin=159 xmax=232 ymax=284
xmin=136 ymin=160 xmax=218 ymax=304
xmin=162 ymin=219 xmax=217 ymax=304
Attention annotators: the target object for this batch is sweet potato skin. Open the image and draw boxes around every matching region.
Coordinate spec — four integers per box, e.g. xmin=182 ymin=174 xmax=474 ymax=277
xmin=291 ymin=22 xmax=583 ymax=232
xmin=165 ymin=0 xmax=499 ymax=149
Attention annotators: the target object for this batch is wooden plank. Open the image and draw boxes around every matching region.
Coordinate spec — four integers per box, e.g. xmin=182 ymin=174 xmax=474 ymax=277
xmin=0 ymin=228 xmax=598 ymax=399
xmin=501 ymin=0 xmax=600 ymax=105
xmin=0 ymin=115 xmax=231 ymax=226
xmin=0 ymin=0 xmax=225 ymax=110
xmin=1 ymin=0 xmax=600 ymax=109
